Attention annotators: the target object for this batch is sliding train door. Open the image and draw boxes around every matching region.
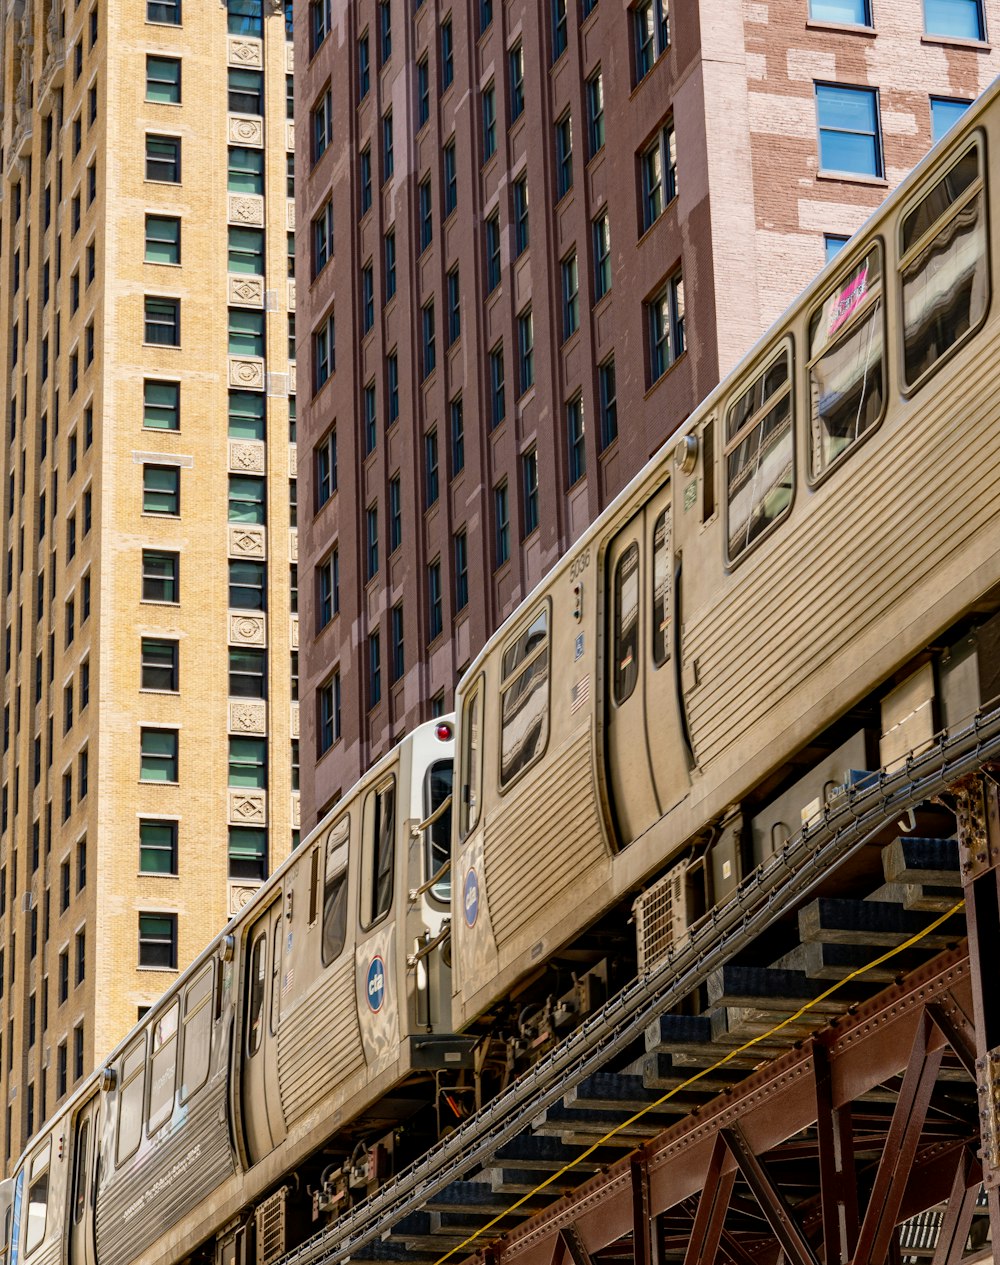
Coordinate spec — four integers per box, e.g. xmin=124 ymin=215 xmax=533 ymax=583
xmin=68 ymin=1093 xmax=99 ymax=1265
xmin=241 ymin=900 xmax=286 ymax=1164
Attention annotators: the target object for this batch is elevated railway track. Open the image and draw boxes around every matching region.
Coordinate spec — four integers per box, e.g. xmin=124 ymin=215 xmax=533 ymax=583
xmin=275 ymin=708 xmax=1000 ymax=1265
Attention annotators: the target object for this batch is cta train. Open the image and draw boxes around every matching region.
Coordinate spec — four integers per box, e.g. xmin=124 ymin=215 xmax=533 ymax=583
xmin=4 ymin=69 xmax=1000 ymax=1265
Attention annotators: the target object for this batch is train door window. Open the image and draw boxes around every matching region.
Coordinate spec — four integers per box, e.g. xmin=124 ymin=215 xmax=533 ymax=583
xmin=147 ymin=1000 xmax=179 ymax=1133
xmin=246 ymin=930 xmax=267 ymax=1057
xmin=499 ymin=607 xmax=550 ymax=788
xmin=72 ymin=1115 xmax=90 ymax=1224
xmin=180 ymin=963 xmax=213 ymax=1103
xmin=899 ymin=143 xmax=987 ymax=390
xmin=424 ymin=760 xmax=453 ymax=902
xmin=24 ymin=1140 xmax=49 ymax=1256
xmin=367 ymin=781 xmax=396 ymax=924
xmin=116 ymin=1036 xmax=146 ymax=1164
xmin=308 ymin=848 xmax=320 ymax=925
xmin=702 ymin=420 xmax=716 ymax=522
xmin=808 ymin=244 xmax=885 ymax=479
xmin=725 ymin=350 xmax=793 ymax=562
xmin=459 ymin=681 xmax=482 ymax=840
xmin=613 ymin=547 xmax=639 ymax=703
xmin=651 ymin=511 xmax=671 ymax=666
xmin=0 ymin=1202 xmax=8 ymax=1265
xmin=321 ymin=818 xmax=350 ymax=964
xmin=269 ymin=925 xmax=281 ymax=1035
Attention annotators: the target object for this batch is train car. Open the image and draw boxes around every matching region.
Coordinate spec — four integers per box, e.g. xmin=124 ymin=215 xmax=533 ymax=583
xmin=452 ymin=80 xmax=1000 ymax=1030
xmin=1 ymin=719 xmax=458 ymax=1265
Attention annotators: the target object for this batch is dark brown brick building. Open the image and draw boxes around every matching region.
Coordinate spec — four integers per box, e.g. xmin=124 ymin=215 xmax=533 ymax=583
xmin=296 ymin=0 xmax=1000 ymax=823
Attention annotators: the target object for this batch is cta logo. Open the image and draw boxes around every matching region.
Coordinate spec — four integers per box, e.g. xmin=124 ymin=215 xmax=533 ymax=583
xmin=463 ymin=868 xmax=479 ymax=928
xmin=366 ymin=955 xmax=386 ymax=1012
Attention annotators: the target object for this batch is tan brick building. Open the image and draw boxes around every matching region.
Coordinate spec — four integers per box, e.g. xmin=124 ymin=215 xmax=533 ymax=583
xmin=296 ymin=0 xmax=1000 ymax=825
xmin=0 ymin=0 xmax=298 ymax=1162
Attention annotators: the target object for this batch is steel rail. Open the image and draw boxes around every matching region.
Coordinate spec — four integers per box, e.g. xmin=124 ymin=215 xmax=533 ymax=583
xmin=279 ymin=708 xmax=1000 ymax=1265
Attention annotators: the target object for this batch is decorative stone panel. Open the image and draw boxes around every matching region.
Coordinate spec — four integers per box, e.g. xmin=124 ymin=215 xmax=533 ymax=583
xmin=290 ymin=617 xmax=299 ymax=650
xmin=288 ymin=444 xmax=297 ymax=477
xmin=228 ymin=525 xmax=266 ymax=559
xmin=228 ymin=115 xmax=263 ymax=147
xmin=229 ymin=440 xmax=266 ymax=474
xmin=229 ymin=357 xmax=265 ymax=390
xmin=229 ymin=274 xmax=264 ymax=307
xmin=289 ymin=530 xmax=298 ymax=562
xmin=228 ymin=194 xmax=264 ymax=226
xmin=230 ymin=613 xmax=266 ymax=646
xmin=229 ymin=788 xmax=266 ymax=825
xmin=228 ymin=881 xmax=261 ymax=915
xmin=291 ymin=796 xmax=300 ymax=828
xmin=287 ymin=279 xmax=296 ymax=311
xmin=228 ymin=36 xmax=263 ymax=67
xmin=290 ymin=702 xmax=300 ymax=738
xmin=286 ymin=200 xmax=295 ymax=231
xmin=286 ymin=122 xmax=295 ymax=152
xmin=229 ymin=700 xmax=266 ymax=734
xmin=286 ymin=42 xmax=294 ymax=72
xmin=288 ymin=363 xmax=297 ymax=394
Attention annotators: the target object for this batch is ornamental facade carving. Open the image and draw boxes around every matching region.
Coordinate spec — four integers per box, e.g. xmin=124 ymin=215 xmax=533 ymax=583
xmin=290 ymin=702 xmax=300 ymax=738
xmin=227 ymin=37 xmax=262 ymax=67
xmin=228 ymin=194 xmax=264 ymax=226
xmin=289 ymin=531 xmax=298 ymax=562
xmin=228 ymin=789 xmax=266 ymax=825
xmin=228 ymin=882 xmax=261 ymax=915
xmin=229 ymin=614 xmax=266 ymax=646
xmin=229 ymin=358 xmax=264 ymax=390
xmin=228 ymin=116 xmax=263 ymax=147
xmin=290 ymin=617 xmax=299 ymax=650
xmin=229 ymin=274 xmax=264 ymax=307
xmin=228 ymin=525 xmax=266 ymax=559
xmin=287 ymin=279 xmax=296 ymax=311
xmin=229 ymin=700 xmax=266 ymax=734
xmin=229 ymin=440 xmax=265 ymax=473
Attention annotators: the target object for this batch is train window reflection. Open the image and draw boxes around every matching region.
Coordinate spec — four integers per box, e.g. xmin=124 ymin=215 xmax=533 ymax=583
xmin=725 ymin=349 xmax=793 ymax=561
xmin=500 ymin=607 xmax=549 ymax=789
xmin=424 ymin=761 xmax=453 ymax=902
xmin=116 ymin=1037 xmax=147 ymax=1164
xmin=322 ymin=822 xmax=349 ymax=964
xmin=24 ymin=1141 xmax=49 ymax=1256
xmin=72 ymin=1118 xmax=90 ymax=1225
xmin=370 ymin=781 xmax=396 ymax=923
xmin=246 ymin=932 xmax=267 ymax=1057
xmin=180 ymin=964 xmax=213 ymax=1102
xmin=613 ymin=545 xmax=639 ymax=703
xmin=652 ymin=512 xmax=671 ymax=667
xmin=900 ymin=144 xmax=988 ymax=388
xmin=459 ymin=684 xmax=482 ymax=839
xmin=147 ymin=1000 xmax=179 ymax=1133
xmin=808 ymin=244 xmax=885 ymax=478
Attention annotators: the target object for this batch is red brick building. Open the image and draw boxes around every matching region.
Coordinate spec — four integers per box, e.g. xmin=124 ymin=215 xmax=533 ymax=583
xmin=296 ymin=0 xmax=1000 ymax=823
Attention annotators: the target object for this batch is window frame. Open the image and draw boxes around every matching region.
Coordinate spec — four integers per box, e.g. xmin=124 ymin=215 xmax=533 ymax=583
xmin=497 ymin=602 xmax=551 ymax=792
xmin=815 ymin=82 xmax=884 ymax=179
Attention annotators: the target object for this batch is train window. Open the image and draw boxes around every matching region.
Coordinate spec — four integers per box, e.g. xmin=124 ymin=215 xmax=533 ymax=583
xmin=424 ymin=760 xmax=453 ymax=902
xmin=72 ymin=1117 xmax=90 ymax=1225
xmin=369 ymin=781 xmax=396 ymax=924
xmin=808 ymin=244 xmax=885 ymax=479
xmin=725 ymin=349 xmax=793 ymax=561
xmin=652 ymin=511 xmax=671 ymax=666
xmin=23 ymin=1141 xmax=50 ymax=1256
xmin=900 ymin=144 xmax=987 ymax=389
xmin=0 ymin=1203 xmax=9 ymax=1265
xmin=269 ymin=925 xmax=282 ymax=1035
xmin=246 ymin=931 xmax=267 ymax=1057
xmin=116 ymin=1036 xmax=146 ymax=1164
xmin=147 ymin=999 xmax=179 ymax=1134
xmin=613 ymin=546 xmax=639 ymax=704
xmin=180 ymin=964 xmax=213 ymax=1103
xmin=499 ymin=607 xmax=550 ymax=788
xmin=459 ymin=681 xmax=482 ymax=840
xmin=702 ymin=420 xmax=715 ymax=522
xmin=308 ymin=848 xmax=320 ymax=925
xmin=321 ymin=819 xmax=350 ymax=964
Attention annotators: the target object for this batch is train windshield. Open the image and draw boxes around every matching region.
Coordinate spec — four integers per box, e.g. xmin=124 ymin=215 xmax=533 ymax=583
xmin=424 ymin=761 xmax=453 ymax=903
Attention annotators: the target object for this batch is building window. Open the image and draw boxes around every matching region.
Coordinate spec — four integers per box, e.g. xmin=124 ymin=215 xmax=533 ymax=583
xmin=141 ymin=638 xmax=178 ymax=691
xmin=229 ymin=309 xmax=265 ymax=357
xmin=633 ymin=0 xmax=669 ymax=80
xmin=451 ymin=396 xmax=465 ymax=475
xmin=384 ymin=229 xmax=397 ymax=299
xmin=358 ymin=28 xmax=370 ymax=98
xmin=809 ymin=0 xmax=870 ymax=19
xmin=366 ymin=505 xmax=379 ymax=579
xmin=144 ymin=296 xmax=180 ymax=346
xmin=382 ymin=110 xmax=394 ymax=180
xmin=139 ymin=913 xmax=177 ymax=969
xmin=593 ymin=213 xmax=611 ymax=300
xmin=486 ymin=212 xmax=501 ymax=291
xmin=586 ymin=71 xmax=605 ymax=156
xmin=490 ymin=343 xmax=505 ymax=428
xmin=931 ymin=95 xmax=971 ymax=141
xmin=454 ymin=530 xmax=469 ymax=610
xmin=139 ymin=820 xmax=177 ymax=874
xmin=417 ymin=56 xmax=430 ymax=128
xmin=142 ymin=550 xmax=178 ymax=603
xmin=441 ymin=17 xmax=454 ymax=88
xmin=441 ymin=141 xmax=458 ymax=220
xmin=360 ymin=146 xmax=372 ymax=212
xmin=140 ymin=728 xmax=178 ymax=783
xmin=514 ymin=175 xmax=529 ymax=255
xmin=229 ymin=648 xmax=267 ymax=698
xmin=147 ymin=0 xmax=181 ymax=23
xmin=552 ymin=0 xmax=568 ymax=57
xmin=924 ymin=0 xmax=983 ymax=38
xmin=824 ymin=233 xmax=848 ymax=262
xmin=482 ymin=82 xmax=497 ymax=163
xmin=555 ymin=112 xmax=573 ymax=198
xmin=447 ymin=268 xmax=461 ymax=345
xmin=142 ymin=464 xmax=180 ymax=515
xmin=229 ymin=560 xmax=266 ymax=611
xmin=494 ymin=483 xmax=510 ymax=567
xmin=311 ymin=0 xmax=332 ymax=53
xmin=428 ymin=561 xmax=443 ymax=641
xmin=378 ymin=0 xmax=391 ymax=63
xmin=419 ymin=178 xmax=433 ymax=251
xmin=425 ymin=430 xmax=439 ymax=507
xmin=312 ymin=86 xmax=333 ymax=160
xmin=228 ymin=227 xmax=265 ymax=276
xmin=313 ymin=312 xmax=335 ymax=390
xmin=648 ymin=273 xmax=685 ymax=382
xmin=509 ymin=44 xmax=525 ymax=121
xmin=317 ymin=549 xmax=339 ymax=627
xmin=361 ymin=263 xmax=375 ymax=332
xmin=389 ymin=477 xmax=402 ymax=551
xmin=598 ymin=357 xmax=618 ymax=449
xmin=368 ymin=632 xmax=381 ymax=707
xmin=146 ymin=55 xmax=181 ymax=103
xmin=522 ymin=449 xmax=539 ymax=536
xmin=143 ymin=379 xmax=179 ymax=430
xmin=228 ymin=145 xmax=263 ymax=194
xmin=315 ymin=428 xmax=337 ymax=506
xmin=146 ymin=134 xmax=180 ymax=182
xmin=815 ymin=84 xmax=882 ymax=177
xmin=391 ymin=605 xmax=404 ymax=681
xmin=363 ymin=382 xmax=377 ymax=454
xmin=229 ymin=737 xmax=266 ymax=789
xmin=228 ymin=68 xmax=264 ymax=116
xmin=561 ymin=252 xmax=579 ymax=340
xmin=567 ymin=395 xmax=586 ymax=485
xmin=228 ymin=0 xmax=262 ymax=35
xmin=228 ymin=475 xmax=266 ymax=525
xmin=421 ymin=302 xmax=436 ymax=379
xmin=517 ymin=308 xmax=534 ymax=394
xmin=229 ymin=391 xmax=265 ymax=440
xmin=480 ymin=0 xmax=493 ymax=33
xmin=641 ymin=122 xmax=677 ymax=230
xmin=318 ymin=671 xmax=341 ymax=754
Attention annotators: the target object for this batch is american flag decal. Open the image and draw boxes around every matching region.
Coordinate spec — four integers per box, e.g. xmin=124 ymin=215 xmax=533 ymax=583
xmin=571 ymin=676 xmax=590 ymax=713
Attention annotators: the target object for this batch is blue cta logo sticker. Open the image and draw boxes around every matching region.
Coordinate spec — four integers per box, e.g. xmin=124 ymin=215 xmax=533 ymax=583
xmin=366 ymin=955 xmax=386 ymax=1012
xmin=463 ymin=868 xmax=479 ymax=928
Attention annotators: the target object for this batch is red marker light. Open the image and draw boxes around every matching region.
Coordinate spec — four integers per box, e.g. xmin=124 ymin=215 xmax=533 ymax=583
xmin=435 ymin=722 xmax=453 ymax=742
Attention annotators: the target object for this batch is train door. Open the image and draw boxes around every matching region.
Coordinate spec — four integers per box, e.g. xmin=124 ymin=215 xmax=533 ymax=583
xmin=356 ymin=774 xmax=402 ymax=1074
xmin=68 ymin=1093 xmax=99 ymax=1265
xmin=241 ymin=900 xmax=286 ymax=1164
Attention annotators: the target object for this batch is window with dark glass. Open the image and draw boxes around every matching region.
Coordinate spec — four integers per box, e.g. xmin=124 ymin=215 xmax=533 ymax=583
xmin=567 ymin=395 xmax=585 ymax=485
xmin=499 ymin=608 xmax=549 ymax=787
xmin=725 ymin=349 xmax=793 ymax=560
xmin=648 ymin=273 xmax=685 ymax=381
xmin=613 ymin=545 xmax=639 ymax=704
xmin=228 ymin=68 xmax=263 ymax=115
xmin=555 ymin=112 xmax=573 ymax=197
xmin=146 ymin=134 xmax=180 ymax=182
xmin=509 ymin=44 xmax=524 ymax=121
